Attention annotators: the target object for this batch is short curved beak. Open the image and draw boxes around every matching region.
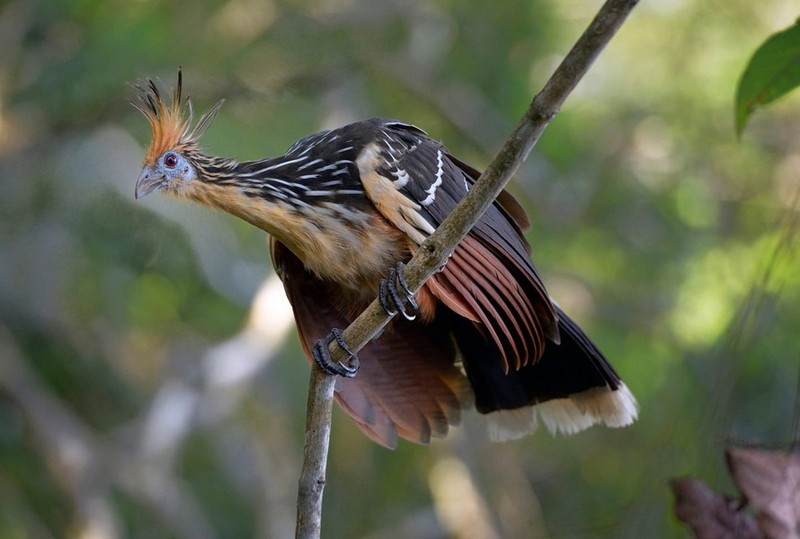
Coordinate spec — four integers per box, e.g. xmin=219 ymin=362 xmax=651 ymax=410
xmin=135 ymin=167 xmax=165 ymax=200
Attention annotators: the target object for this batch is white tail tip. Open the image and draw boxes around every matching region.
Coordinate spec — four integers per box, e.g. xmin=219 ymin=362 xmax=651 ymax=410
xmin=487 ymin=383 xmax=638 ymax=442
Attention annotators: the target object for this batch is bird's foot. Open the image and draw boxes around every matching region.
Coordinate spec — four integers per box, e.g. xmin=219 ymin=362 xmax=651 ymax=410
xmin=378 ymin=261 xmax=418 ymax=321
xmin=312 ymin=328 xmax=359 ymax=377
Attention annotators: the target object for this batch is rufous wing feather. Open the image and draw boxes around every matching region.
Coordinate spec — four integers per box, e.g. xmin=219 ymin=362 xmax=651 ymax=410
xmin=271 ymin=239 xmax=472 ymax=449
xmin=359 ymin=122 xmax=559 ymax=371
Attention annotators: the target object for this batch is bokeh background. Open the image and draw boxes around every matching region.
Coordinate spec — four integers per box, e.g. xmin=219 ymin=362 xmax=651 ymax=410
xmin=1 ymin=0 xmax=799 ymax=537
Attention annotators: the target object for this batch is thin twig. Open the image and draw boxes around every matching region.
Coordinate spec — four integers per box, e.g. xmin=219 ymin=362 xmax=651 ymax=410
xmin=295 ymin=368 xmax=336 ymax=537
xmin=295 ymin=1 xmax=640 ymax=537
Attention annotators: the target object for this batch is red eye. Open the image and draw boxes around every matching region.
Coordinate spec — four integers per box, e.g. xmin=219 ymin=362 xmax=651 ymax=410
xmin=164 ymin=153 xmax=178 ymax=168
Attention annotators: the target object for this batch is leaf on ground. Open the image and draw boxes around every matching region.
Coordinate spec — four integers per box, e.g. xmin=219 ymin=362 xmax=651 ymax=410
xmin=735 ymin=19 xmax=800 ymax=136
xmin=727 ymin=448 xmax=800 ymax=539
xmin=670 ymin=477 xmax=762 ymax=539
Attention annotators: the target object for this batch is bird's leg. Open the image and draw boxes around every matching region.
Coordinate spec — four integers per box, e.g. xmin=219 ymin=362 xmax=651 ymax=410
xmin=312 ymin=261 xmax=416 ymax=377
xmin=378 ymin=261 xmax=418 ymax=321
xmin=312 ymin=328 xmax=359 ymax=377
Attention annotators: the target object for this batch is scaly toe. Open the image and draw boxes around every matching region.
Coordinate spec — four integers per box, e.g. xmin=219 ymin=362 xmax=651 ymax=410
xmin=311 ymin=328 xmax=359 ymax=377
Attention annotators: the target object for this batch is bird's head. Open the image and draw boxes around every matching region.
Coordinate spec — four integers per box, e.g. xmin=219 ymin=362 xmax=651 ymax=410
xmin=133 ymin=69 xmax=223 ymax=199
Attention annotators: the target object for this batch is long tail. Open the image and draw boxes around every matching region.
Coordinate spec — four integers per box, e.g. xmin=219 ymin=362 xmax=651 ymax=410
xmin=448 ymin=305 xmax=638 ymax=441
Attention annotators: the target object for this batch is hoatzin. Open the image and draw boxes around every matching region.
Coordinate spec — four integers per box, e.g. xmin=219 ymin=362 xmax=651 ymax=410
xmin=134 ymin=71 xmax=637 ymax=449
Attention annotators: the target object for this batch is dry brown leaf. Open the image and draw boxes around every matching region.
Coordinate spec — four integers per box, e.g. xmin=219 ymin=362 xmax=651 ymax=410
xmin=727 ymin=448 xmax=800 ymax=539
xmin=671 ymin=477 xmax=762 ymax=539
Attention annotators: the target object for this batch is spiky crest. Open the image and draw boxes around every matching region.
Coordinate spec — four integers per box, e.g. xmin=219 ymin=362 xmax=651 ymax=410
xmin=133 ymin=68 xmax=224 ymax=166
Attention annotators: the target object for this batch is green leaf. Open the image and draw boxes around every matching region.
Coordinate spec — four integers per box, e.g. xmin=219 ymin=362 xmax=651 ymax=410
xmin=735 ymin=18 xmax=800 ymax=136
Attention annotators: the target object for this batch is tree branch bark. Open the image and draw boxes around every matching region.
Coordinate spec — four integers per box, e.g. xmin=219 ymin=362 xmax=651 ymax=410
xmin=295 ymin=0 xmax=640 ymax=537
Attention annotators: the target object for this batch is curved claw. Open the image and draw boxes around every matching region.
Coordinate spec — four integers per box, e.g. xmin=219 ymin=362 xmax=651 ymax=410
xmin=393 ymin=261 xmax=414 ymax=297
xmin=311 ymin=328 xmax=359 ymax=377
xmin=378 ymin=262 xmax=418 ymax=321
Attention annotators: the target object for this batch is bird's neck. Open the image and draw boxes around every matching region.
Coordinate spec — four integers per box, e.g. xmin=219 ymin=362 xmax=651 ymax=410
xmin=181 ymin=154 xmax=307 ymax=242
xmin=181 ymin=153 xmax=390 ymax=285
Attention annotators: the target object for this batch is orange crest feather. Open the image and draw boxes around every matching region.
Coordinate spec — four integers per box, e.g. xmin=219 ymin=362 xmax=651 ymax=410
xmin=134 ymin=69 xmax=223 ymax=165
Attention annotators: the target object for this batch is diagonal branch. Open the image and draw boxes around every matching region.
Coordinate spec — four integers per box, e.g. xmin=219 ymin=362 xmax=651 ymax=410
xmin=295 ymin=0 xmax=640 ymax=536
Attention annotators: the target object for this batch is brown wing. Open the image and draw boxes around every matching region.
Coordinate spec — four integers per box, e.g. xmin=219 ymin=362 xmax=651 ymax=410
xmin=357 ymin=120 xmax=559 ymax=373
xmin=271 ymin=239 xmax=471 ymax=449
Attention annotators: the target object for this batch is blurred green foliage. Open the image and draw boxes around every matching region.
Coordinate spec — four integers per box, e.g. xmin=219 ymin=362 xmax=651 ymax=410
xmin=1 ymin=0 xmax=799 ymax=537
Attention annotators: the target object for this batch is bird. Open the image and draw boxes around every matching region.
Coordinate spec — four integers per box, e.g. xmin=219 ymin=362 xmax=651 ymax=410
xmin=133 ymin=70 xmax=638 ymax=449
